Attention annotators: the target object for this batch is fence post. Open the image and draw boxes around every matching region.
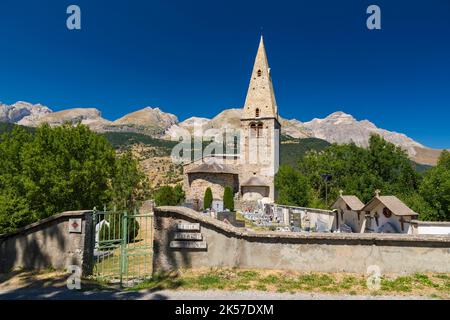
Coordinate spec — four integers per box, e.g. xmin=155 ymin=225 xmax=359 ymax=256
xmin=82 ymin=209 xmax=95 ymax=276
xmin=120 ymin=211 xmax=128 ymax=286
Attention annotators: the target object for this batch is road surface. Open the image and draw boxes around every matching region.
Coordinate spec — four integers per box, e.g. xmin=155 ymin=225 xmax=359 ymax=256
xmin=0 ymin=287 xmax=430 ymax=300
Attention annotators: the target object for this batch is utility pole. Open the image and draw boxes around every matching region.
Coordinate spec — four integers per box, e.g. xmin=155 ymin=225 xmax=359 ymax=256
xmin=320 ymin=174 xmax=333 ymax=207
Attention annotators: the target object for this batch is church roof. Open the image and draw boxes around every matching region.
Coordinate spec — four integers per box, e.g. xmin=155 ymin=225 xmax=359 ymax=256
xmin=241 ymin=176 xmax=268 ymax=187
xmin=186 ymin=161 xmax=237 ymax=175
xmin=362 ymin=195 xmax=418 ymax=216
xmin=242 ymin=36 xmax=278 ymax=120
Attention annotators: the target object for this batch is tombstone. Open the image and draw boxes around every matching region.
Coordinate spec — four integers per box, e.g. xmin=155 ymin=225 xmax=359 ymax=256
xmin=212 ymin=199 xmax=224 ymax=212
xmin=193 ymin=198 xmax=200 ymax=211
xmin=339 ymin=223 xmax=353 ymax=233
xmin=316 ymin=216 xmax=330 ymax=232
xmin=378 ymin=221 xmax=399 ymax=233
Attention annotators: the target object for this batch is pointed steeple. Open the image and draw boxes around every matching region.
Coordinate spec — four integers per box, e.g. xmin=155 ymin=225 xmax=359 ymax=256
xmin=242 ymin=36 xmax=278 ymax=119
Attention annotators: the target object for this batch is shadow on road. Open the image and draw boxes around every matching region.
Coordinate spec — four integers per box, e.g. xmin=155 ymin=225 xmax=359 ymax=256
xmin=0 ymin=271 xmax=173 ymax=300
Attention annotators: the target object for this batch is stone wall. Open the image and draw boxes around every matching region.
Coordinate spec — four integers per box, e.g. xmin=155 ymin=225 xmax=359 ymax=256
xmin=185 ymin=172 xmax=239 ymax=203
xmin=153 ymin=206 xmax=450 ymax=274
xmin=0 ymin=211 xmax=94 ymax=275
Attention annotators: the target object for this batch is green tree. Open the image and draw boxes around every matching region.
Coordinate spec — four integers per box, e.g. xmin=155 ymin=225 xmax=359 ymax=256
xmin=203 ymin=187 xmax=213 ymax=210
xmin=173 ymin=184 xmax=185 ymax=205
xmin=419 ymin=150 xmax=450 ymax=221
xmin=153 ymin=184 xmax=185 ymax=206
xmin=298 ymin=134 xmax=420 ymax=205
xmin=223 ymin=186 xmax=234 ymax=211
xmin=399 ymin=192 xmax=437 ymax=221
xmin=111 ymin=150 xmax=150 ymax=212
xmin=275 ymin=165 xmax=311 ymax=207
xmin=19 ymin=123 xmax=116 ymax=219
xmin=0 ymin=193 xmax=36 ymax=234
xmin=0 ymin=123 xmax=149 ymax=233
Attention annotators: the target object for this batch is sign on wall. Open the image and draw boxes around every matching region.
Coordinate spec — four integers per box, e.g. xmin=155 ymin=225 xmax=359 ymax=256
xmin=177 ymin=223 xmax=200 ymax=231
xmin=68 ymin=218 xmax=82 ymax=233
xmin=170 ymin=222 xmax=206 ymax=250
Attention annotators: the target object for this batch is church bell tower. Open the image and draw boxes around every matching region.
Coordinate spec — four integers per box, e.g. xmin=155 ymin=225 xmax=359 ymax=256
xmin=240 ymin=36 xmax=280 ymax=201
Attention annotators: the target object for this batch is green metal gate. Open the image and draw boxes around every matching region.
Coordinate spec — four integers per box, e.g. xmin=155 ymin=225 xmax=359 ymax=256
xmin=92 ymin=207 xmax=154 ymax=286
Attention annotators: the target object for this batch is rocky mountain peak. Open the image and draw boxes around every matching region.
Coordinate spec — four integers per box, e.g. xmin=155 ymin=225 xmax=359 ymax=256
xmin=0 ymin=101 xmax=443 ymax=165
xmin=0 ymin=101 xmax=52 ymax=124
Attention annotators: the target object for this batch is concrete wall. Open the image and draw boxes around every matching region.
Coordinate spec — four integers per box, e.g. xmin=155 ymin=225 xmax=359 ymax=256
xmin=0 ymin=211 xmax=94 ymax=275
xmin=411 ymin=220 xmax=450 ymax=235
xmin=153 ymin=206 xmax=450 ymax=274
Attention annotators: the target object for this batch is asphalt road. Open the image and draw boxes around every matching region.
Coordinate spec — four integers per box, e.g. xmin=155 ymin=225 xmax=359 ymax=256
xmin=0 ymin=287 xmax=429 ymax=300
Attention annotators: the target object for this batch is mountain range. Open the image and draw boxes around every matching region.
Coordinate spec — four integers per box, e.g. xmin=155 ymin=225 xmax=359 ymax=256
xmin=0 ymin=101 xmax=444 ymax=166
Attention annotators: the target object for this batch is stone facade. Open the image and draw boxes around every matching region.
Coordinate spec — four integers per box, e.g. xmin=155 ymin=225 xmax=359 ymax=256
xmin=184 ymin=172 xmax=239 ymax=206
xmin=0 ymin=211 xmax=94 ymax=275
xmin=183 ymin=36 xmax=280 ymax=207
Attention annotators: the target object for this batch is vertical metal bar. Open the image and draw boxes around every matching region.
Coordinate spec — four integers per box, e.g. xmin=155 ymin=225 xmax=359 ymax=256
xmin=150 ymin=212 xmax=154 ymax=275
xmin=133 ymin=214 xmax=136 ymax=279
xmin=136 ymin=215 xmax=140 ymax=280
xmin=101 ymin=211 xmax=105 ymax=279
xmin=93 ymin=208 xmax=97 ymax=278
xmin=120 ymin=211 xmax=128 ymax=287
xmin=118 ymin=211 xmax=121 ymax=281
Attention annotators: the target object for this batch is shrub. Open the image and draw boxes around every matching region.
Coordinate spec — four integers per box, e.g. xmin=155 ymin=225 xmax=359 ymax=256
xmin=223 ymin=186 xmax=234 ymax=211
xmin=154 ymin=184 xmax=185 ymax=206
xmin=203 ymin=187 xmax=213 ymax=210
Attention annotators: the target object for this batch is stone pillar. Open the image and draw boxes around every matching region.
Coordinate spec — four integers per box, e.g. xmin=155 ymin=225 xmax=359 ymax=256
xmin=81 ymin=212 xmax=95 ymax=276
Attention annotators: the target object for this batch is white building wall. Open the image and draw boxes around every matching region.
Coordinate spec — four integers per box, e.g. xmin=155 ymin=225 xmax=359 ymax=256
xmin=334 ymin=200 xmax=364 ymax=233
xmin=369 ymin=203 xmax=412 ymax=234
xmin=416 ymin=225 xmax=450 ymax=235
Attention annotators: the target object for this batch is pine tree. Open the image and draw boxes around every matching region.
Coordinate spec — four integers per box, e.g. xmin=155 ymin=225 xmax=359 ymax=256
xmin=203 ymin=187 xmax=213 ymax=210
xmin=223 ymin=186 xmax=234 ymax=211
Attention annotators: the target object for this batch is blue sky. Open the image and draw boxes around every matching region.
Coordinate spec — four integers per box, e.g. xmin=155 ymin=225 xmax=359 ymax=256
xmin=0 ymin=0 xmax=449 ymax=148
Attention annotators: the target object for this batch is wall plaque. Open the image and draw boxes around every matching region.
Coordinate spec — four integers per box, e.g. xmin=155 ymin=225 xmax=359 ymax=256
xmin=170 ymin=241 xmax=207 ymax=249
xmin=69 ymin=218 xmax=82 ymax=233
xmin=177 ymin=223 xmax=200 ymax=231
xmin=174 ymin=232 xmax=203 ymax=240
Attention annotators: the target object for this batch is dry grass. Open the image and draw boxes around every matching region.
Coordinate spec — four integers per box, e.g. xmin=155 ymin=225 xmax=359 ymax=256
xmin=2 ymin=268 xmax=448 ymax=299
xmin=130 ymin=268 xmax=450 ymax=299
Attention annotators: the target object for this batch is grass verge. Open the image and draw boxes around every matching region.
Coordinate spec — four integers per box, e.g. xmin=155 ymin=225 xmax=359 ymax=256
xmin=127 ymin=268 xmax=450 ymax=299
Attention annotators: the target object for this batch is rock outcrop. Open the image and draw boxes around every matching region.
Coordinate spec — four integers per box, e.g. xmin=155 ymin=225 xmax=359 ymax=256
xmin=0 ymin=101 xmax=444 ymax=165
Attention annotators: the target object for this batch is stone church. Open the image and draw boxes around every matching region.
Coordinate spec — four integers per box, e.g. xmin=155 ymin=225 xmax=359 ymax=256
xmin=183 ymin=36 xmax=280 ymax=210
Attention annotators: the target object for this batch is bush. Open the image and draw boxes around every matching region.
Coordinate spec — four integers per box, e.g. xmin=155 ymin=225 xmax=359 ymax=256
xmin=0 ymin=123 xmax=148 ymax=233
xmin=419 ymin=150 xmax=450 ymax=221
xmin=154 ymin=184 xmax=185 ymax=206
xmin=203 ymin=187 xmax=213 ymax=210
xmin=223 ymin=186 xmax=234 ymax=211
xmin=275 ymin=165 xmax=311 ymax=207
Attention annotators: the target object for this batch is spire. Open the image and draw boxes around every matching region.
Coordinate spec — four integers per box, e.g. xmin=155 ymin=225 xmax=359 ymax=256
xmin=242 ymin=36 xmax=278 ymax=119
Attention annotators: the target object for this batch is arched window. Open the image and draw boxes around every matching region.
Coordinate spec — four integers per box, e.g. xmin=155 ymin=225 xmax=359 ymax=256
xmin=257 ymin=123 xmax=263 ymax=137
xmin=257 ymin=69 xmax=262 ymax=77
xmin=250 ymin=123 xmax=257 ymax=137
xmin=255 ymin=108 xmax=260 ymax=118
